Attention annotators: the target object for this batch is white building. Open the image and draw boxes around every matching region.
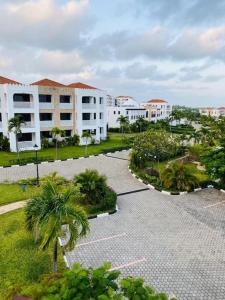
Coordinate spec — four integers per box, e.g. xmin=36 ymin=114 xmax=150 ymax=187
xmin=115 ymin=96 xmax=135 ymax=107
xmin=107 ymin=97 xmax=147 ymax=128
xmin=199 ymin=107 xmax=225 ymax=117
xmin=141 ymin=99 xmax=172 ymax=122
xmin=0 ymin=76 xmax=107 ymax=151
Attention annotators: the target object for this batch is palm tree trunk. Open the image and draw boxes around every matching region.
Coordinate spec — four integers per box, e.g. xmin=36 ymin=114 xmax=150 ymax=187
xmin=85 ymin=139 xmax=88 ymax=156
xmin=16 ymin=135 xmax=19 ymax=162
xmin=53 ymin=239 xmax=58 ymax=273
xmin=55 ymin=140 xmax=58 ymax=160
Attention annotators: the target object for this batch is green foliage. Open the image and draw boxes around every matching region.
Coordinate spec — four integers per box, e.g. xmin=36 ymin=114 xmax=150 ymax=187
xmin=131 ymin=130 xmax=181 ymax=168
xmin=40 ymin=172 xmax=67 ymax=186
xmin=162 ymin=161 xmax=200 ymax=192
xmin=74 ymin=169 xmax=117 ymax=210
xmin=0 ymin=135 xmax=10 ymax=151
xmin=65 ymin=134 xmax=80 ymax=146
xmin=201 ymin=140 xmax=225 ymax=187
xmin=20 ymin=263 xmax=175 ymax=300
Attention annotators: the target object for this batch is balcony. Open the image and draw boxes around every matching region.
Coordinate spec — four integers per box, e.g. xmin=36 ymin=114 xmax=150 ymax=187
xmin=18 ymin=141 xmax=34 ymax=150
xmin=14 ymin=102 xmax=34 ymax=109
xmin=21 ymin=122 xmax=34 ymax=128
xmin=40 ymin=120 xmax=54 ymax=128
xmin=60 ymin=103 xmax=73 ymax=109
xmin=39 ymin=102 xmax=53 ymax=109
xmin=82 ymin=103 xmax=96 ymax=110
xmin=60 ymin=120 xmax=73 ymax=127
xmin=82 ymin=120 xmax=97 ymax=126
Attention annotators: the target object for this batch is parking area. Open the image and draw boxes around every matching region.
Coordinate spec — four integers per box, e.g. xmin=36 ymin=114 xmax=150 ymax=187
xmin=1 ymin=151 xmax=225 ymax=299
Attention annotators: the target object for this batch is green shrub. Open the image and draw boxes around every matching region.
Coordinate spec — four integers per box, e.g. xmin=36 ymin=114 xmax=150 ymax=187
xmin=0 ymin=135 xmax=10 ymax=151
xmin=65 ymin=134 xmax=80 ymax=146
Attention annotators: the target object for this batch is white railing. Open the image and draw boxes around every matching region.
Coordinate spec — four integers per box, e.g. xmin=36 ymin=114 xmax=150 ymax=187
xmin=21 ymin=122 xmax=34 ymax=128
xmin=40 ymin=120 xmax=54 ymax=128
xmin=18 ymin=141 xmax=34 ymax=150
xmin=0 ymin=122 xmax=2 ymax=129
xmin=60 ymin=103 xmax=73 ymax=109
xmin=14 ymin=102 xmax=34 ymax=109
xmin=39 ymin=102 xmax=53 ymax=109
xmin=82 ymin=120 xmax=97 ymax=126
xmin=60 ymin=120 xmax=73 ymax=127
xmin=82 ymin=103 xmax=96 ymax=110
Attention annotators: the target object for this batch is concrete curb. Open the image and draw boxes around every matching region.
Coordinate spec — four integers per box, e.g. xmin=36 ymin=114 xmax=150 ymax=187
xmin=0 ymin=149 xmax=130 ymax=169
xmin=127 ymin=166 xmax=223 ymax=196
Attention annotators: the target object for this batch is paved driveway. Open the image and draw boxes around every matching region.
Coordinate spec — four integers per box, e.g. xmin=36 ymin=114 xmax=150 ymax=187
xmin=1 ymin=151 xmax=225 ymax=299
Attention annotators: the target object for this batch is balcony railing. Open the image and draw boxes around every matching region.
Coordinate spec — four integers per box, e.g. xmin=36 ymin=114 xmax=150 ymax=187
xmin=40 ymin=120 xmax=54 ymax=128
xmin=39 ymin=102 xmax=53 ymax=109
xmin=60 ymin=103 xmax=73 ymax=109
xmin=82 ymin=120 xmax=97 ymax=126
xmin=14 ymin=102 xmax=34 ymax=109
xmin=60 ymin=120 xmax=73 ymax=127
xmin=21 ymin=122 xmax=34 ymax=128
xmin=18 ymin=141 xmax=34 ymax=150
xmin=82 ymin=103 xmax=96 ymax=110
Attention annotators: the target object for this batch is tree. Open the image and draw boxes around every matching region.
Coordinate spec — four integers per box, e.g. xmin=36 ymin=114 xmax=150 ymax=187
xmin=201 ymin=139 xmax=225 ymax=187
xmin=134 ymin=116 xmax=149 ymax=132
xmin=50 ymin=127 xmax=64 ymax=160
xmin=117 ymin=115 xmax=129 ymax=137
xmin=25 ymin=180 xmax=89 ymax=273
xmin=162 ymin=161 xmax=199 ymax=192
xmin=19 ymin=262 xmax=176 ymax=299
xmin=8 ymin=115 xmax=25 ymax=160
xmin=82 ymin=130 xmax=92 ymax=155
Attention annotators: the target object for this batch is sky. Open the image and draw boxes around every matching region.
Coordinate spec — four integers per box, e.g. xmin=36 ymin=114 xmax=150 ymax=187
xmin=0 ymin=0 xmax=225 ymax=107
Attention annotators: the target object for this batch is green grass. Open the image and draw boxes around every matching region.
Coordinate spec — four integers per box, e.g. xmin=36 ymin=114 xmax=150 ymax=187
xmin=0 ymin=209 xmax=65 ymax=300
xmin=0 ymin=184 xmax=41 ymax=206
xmin=0 ymin=133 xmax=129 ymax=166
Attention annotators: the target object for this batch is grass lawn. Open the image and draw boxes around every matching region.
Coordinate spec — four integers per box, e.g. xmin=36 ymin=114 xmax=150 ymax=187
xmin=0 ymin=133 xmax=130 ymax=166
xmin=0 ymin=184 xmax=41 ymax=206
xmin=0 ymin=209 xmax=65 ymax=300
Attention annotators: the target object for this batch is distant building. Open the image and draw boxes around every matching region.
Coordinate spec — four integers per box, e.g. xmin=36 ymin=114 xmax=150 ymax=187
xmin=141 ymin=99 xmax=172 ymax=123
xmin=107 ymin=97 xmax=147 ymax=128
xmin=199 ymin=107 xmax=225 ymax=117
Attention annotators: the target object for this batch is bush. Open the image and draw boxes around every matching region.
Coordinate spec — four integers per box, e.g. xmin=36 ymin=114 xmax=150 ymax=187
xmin=108 ymin=127 xmax=120 ymax=133
xmin=0 ymin=135 xmax=10 ymax=151
xmin=145 ymin=167 xmax=159 ymax=177
xmin=41 ymin=138 xmax=52 ymax=149
xmin=73 ymin=169 xmax=117 ymax=211
xmin=65 ymin=134 xmax=80 ymax=146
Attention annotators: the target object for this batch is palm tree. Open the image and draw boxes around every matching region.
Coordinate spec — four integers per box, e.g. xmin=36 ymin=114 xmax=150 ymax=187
xmin=51 ymin=127 xmax=64 ymax=160
xmin=135 ymin=117 xmax=147 ymax=132
xmin=117 ymin=115 xmax=129 ymax=138
xmin=8 ymin=115 xmax=25 ymax=161
xmin=25 ymin=181 xmax=89 ymax=273
xmin=162 ymin=161 xmax=199 ymax=192
xmin=82 ymin=131 xmax=92 ymax=156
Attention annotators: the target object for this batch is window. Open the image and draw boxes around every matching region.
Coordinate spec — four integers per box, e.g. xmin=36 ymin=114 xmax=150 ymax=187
xmin=82 ymin=113 xmax=91 ymax=120
xmin=126 ymin=111 xmax=128 ymax=115
xmin=91 ymin=129 xmax=96 ymax=135
xmin=0 ymin=114 xmax=2 ymax=122
xmin=114 ymin=111 xmax=116 ymax=114
xmin=94 ymin=113 xmax=96 ymax=120
xmin=39 ymin=94 xmax=51 ymax=103
xmin=99 ymin=97 xmax=103 ymax=104
xmin=64 ymin=130 xmax=72 ymax=137
xmin=118 ymin=111 xmax=120 ymax=115
xmin=41 ymin=131 xmax=51 ymax=138
xmin=99 ymin=112 xmax=103 ymax=119
xmin=13 ymin=94 xmax=30 ymax=102
xmin=100 ymin=127 xmax=104 ymax=134
xmin=40 ymin=113 xmax=52 ymax=121
xmin=60 ymin=113 xmax=71 ymax=120
xmin=18 ymin=133 xmax=32 ymax=142
xmin=60 ymin=95 xmax=70 ymax=103
xmin=15 ymin=113 xmax=31 ymax=122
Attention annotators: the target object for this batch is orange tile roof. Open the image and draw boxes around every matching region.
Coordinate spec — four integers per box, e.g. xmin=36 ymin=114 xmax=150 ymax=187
xmin=67 ymin=82 xmax=97 ymax=89
xmin=31 ymin=78 xmax=66 ymax=87
xmin=0 ymin=75 xmax=20 ymax=84
xmin=146 ymin=99 xmax=168 ymax=103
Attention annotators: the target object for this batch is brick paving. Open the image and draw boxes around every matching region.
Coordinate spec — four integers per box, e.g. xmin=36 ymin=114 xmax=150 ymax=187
xmin=0 ymin=151 xmax=225 ymax=299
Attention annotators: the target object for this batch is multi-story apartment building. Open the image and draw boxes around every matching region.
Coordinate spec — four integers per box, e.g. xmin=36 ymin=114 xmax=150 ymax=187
xmin=107 ymin=97 xmax=148 ymax=128
xmin=0 ymin=76 xmax=107 ymax=152
xmin=141 ymin=99 xmax=172 ymax=122
xmin=199 ymin=107 xmax=225 ymax=117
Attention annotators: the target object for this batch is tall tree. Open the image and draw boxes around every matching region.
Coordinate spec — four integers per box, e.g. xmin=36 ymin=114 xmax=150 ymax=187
xmin=51 ymin=127 xmax=64 ymax=160
xmin=25 ymin=181 xmax=89 ymax=273
xmin=8 ymin=115 xmax=25 ymax=161
xmin=117 ymin=115 xmax=129 ymax=138
xmin=82 ymin=130 xmax=92 ymax=155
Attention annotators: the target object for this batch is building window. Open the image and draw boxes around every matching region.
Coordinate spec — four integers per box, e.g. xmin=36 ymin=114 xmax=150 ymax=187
xmin=60 ymin=95 xmax=70 ymax=103
xmin=41 ymin=131 xmax=51 ymax=138
xmin=118 ymin=111 xmax=120 ymax=115
xmin=82 ymin=113 xmax=91 ymax=120
xmin=13 ymin=94 xmax=30 ymax=102
xmin=15 ymin=113 xmax=31 ymax=122
xmin=94 ymin=113 xmax=96 ymax=120
xmin=60 ymin=113 xmax=71 ymax=120
xmin=40 ymin=113 xmax=52 ymax=121
xmin=126 ymin=111 xmax=128 ymax=115
xmin=39 ymin=94 xmax=51 ymax=103
xmin=100 ymin=127 xmax=104 ymax=134
xmin=99 ymin=113 xmax=103 ymax=119
xmin=99 ymin=97 xmax=103 ymax=104
xmin=0 ymin=114 xmax=2 ymax=122
xmin=91 ymin=129 xmax=96 ymax=135
xmin=64 ymin=130 xmax=72 ymax=137
xmin=18 ymin=133 xmax=32 ymax=142
xmin=114 ymin=111 xmax=116 ymax=114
